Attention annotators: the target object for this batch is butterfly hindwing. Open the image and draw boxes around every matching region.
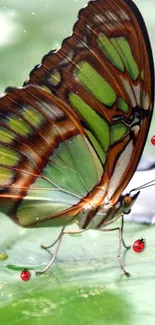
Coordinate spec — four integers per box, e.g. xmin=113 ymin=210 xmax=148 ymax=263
xmin=0 ymin=85 xmax=103 ymax=226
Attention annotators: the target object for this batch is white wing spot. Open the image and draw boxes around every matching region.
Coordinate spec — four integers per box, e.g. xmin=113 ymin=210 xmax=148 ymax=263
xmin=108 ymin=140 xmax=133 ymax=199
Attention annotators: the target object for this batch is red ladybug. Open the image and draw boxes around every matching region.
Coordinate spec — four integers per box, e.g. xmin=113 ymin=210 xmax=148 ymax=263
xmin=20 ymin=269 xmax=31 ymax=281
xmin=133 ymin=238 xmax=145 ymax=253
xmin=151 ymin=135 xmax=155 ymax=145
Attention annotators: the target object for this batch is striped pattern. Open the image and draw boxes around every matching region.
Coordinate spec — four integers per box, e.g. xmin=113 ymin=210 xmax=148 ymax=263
xmin=25 ymin=0 xmax=154 ymax=224
xmin=0 ymin=86 xmax=104 ymax=226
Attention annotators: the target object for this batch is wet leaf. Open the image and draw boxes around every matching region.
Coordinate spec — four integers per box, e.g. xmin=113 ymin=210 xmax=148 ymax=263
xmin=0 ymin=212 xmax=155 ymax=325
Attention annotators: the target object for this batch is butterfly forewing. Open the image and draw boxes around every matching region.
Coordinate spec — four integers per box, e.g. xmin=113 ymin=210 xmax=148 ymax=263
xmin=0 ymin=85 xmax=103 ymax=226
xmin=25 ymin=0 xmax=154 ymax=206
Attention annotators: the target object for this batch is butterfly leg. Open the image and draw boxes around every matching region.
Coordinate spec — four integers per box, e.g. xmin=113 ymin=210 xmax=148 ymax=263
xmin=41 ymin=227 xmax=85 ymax=249
xmin=36 ymin=230 xmax=64 ymax=275
xmin=99 ymin=224 xmax=130 ymax=277
xmin=41 ymin=226 xmax=66 ymax=249
xmin=36 ymin=229 xmax=85 ymax=275
xmin=121 ymin=216 xmax=131 ymax=250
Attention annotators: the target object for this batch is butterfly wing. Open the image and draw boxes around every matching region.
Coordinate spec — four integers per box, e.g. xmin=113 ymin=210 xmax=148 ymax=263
xmin=25 ymin=0 xmax=154 ymax=205
xmin=0 ymin=85 xmax=103 ymax=226
xmin=0 ymin=0 xmax=154 ymax=228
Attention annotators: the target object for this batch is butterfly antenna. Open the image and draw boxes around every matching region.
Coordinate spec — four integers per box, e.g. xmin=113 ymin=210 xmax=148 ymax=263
xmin=130 ymin=179 xmax=155 ymax=193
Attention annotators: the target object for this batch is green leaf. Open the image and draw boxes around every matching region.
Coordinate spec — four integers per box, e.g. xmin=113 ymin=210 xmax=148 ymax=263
xmin=0 ymin=212 xmax=155 ymax=325
xmin=0 ymin=251 xmax=8 ymax=260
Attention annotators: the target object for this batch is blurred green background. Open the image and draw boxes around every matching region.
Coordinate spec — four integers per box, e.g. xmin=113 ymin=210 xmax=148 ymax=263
xmin=0 ymin=1 xmax=155 ymax=324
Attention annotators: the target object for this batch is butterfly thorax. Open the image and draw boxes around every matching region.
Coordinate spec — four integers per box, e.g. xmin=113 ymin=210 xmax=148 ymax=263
xmin=76 ymin=191 xmax=140 ymax=229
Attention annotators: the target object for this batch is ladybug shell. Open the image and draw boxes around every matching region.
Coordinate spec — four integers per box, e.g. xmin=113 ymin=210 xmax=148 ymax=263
xmin=133 ymin=239 xmax=145 ymax=253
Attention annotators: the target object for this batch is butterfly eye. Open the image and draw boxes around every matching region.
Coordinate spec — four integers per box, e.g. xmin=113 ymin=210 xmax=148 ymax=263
xmin=122 ymin=195 xmax=132 ymax=214
xmin=123 ymin=195 xmax=132 ymax=207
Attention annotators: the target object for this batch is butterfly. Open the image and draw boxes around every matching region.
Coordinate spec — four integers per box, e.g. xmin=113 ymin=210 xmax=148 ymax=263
xmin=0 ymin=0 xmax=154 ymax=276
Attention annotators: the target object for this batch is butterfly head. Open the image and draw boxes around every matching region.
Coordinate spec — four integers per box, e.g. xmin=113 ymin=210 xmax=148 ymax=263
xmin=122 ymin=191 xmax=140 ymax=215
